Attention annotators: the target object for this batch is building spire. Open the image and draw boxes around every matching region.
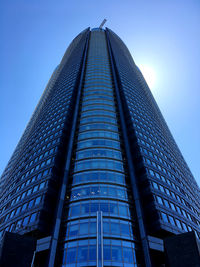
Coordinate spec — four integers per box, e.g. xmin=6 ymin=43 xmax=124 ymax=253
xmin=99 ymin=19 xmax=107 ymax=29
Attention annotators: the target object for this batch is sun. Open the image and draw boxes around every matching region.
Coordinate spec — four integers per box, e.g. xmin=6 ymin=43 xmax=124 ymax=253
xmin=138 ymin=64 xmax=156 ymax=89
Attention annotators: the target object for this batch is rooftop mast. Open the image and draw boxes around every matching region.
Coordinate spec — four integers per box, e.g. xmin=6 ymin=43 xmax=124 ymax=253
xmin=99 ymin=19 xmax=107 ymax=29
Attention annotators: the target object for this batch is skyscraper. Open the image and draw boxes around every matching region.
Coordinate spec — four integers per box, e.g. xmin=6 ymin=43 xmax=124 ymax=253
xmin=0 ymin=26 xmax=200 ymax=266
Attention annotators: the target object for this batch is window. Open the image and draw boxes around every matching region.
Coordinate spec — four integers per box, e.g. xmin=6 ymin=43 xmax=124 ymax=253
xmin=104 ymin=245 xmax=111 ymax=260
xmin=175 ymin=219 xmax=182 ymax=229
xmin=170 ymin=202 xmax=176 ymax=211
xmin=70 ymin=205 xmax=80 ymax=217
xmin=33 ymin=185 xmax=39 ymax=193
xmin=159 ymin=185 xmax=165 ymax=193
xmin=69 ymin=224 xmax=79 ymax=237
xmin=156 ymin=196 xmax=163 ymax=205
xmin=22 ymin=202 xmax=28 ymax=211
xmin=46 ymin=158 xmax=52 ymax=165
xmin=163 ymin=199 xmax=170 ymax=208
xmin=89 ymin=245 xmax=96 ymax=261
xmin=91 ymin=203 xmax=98 ymax=213
xmin=66 ymin=247 xmax=76 ymax=263
xmin=23 ymin=216 xmax=29 ymax=226
xmin=104 ymin=222 xmax=110 ymax=234
xmin=28 ymin=199 xmax=34 ymax=209
xmin=39 ymin=182 xmax=45 ymax=190
xmin=152 ymin=182 xmax=158 ymax=190
xmin=79 ymin=223 xmax=88 ymax=235
xmin=168 ymin=215 xmax=176 ymax=226
xmin=118 ymin=204 xmax=127 ymax=216
xmin=110 ymin=222 xmax=120 ymax=235
xmin=35 ymin=196 xmax=42 ymax=205
xmin=100 ymin=203 xmax=109 ymax=212
xmin=121 ymin=223 xmax=130 ymax=236
xmin=110 ymin=203 xmax=118 ymax=215
xmin=29 ymin=212 xmax=37 ymax=223
xmin=77 ymin=246 xmax=88 ymax=262
xmin=74 ymin=159 xmax=124 ymax=172
xmin=123 ymin=247 xmax=134 ymax=263
xmin=112 ymin=246 xmax=122 ymax=262
xmin=89 ymin=222 xmax=96 ymax=234
xmin=43 ymin=169 xmax=49 ymax=176
xmin=161 ymin=212 xmax=168 ymax=223
xmin=15 ymin=206 xmax=21 ymax=215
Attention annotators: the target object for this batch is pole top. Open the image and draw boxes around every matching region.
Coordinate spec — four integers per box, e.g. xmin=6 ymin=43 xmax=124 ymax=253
xmin=99 ymin=19 xmax=107 ymax=29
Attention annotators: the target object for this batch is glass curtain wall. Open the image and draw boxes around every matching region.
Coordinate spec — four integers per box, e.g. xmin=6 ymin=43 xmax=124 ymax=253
xmin=61 ymin=29 xmax=139 ymax=267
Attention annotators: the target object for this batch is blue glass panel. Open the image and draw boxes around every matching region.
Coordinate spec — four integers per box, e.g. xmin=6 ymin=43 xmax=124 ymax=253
xmin=123 ymin=247 xmax=134 ymax=263
xmin=110 ymin=222 xmax=120 ymax=234
xmin=35 ymin=196 xmax=41 ymax=205
xmin=121 ymin=223 xmax=130 ymax=236
xmin=112 ymin=246 xmax=123 ymax=262
xmin=91 ymin=203 xmax=99 ymax=213
xmin=66 ymin=247 xmax=76 ymax=264
xmin=69 ymin=224 xmax=79 ymax=237
xmin=81 ymin=187 xmax=90 ymax=196
xmin=117 ymin=189 xmax=125 ymax=198
xmin=119 ymin=204 xmax=127 ymax=216
xmin=89 ymin=245 xmax=96 ymax=261
xmin=77 ymin=245 xmax=88 ymax=262
xmin=108 ymin=187 xmax=117 ymax=197
xmin=100 ymin=186 xmax=108 ymax=196
xmin=79 ymin=223 xmax=88 ymax=235
xmin=81 ymin=203 xmax=90 ymax=215
xmin=22 ymin=216 xmax=29 ymax=226
xmin=71 ymin=205 xmax=80 ymax=217
xmin=103 ymin=222 xmax=110 ymax=234
xmin=100 ymin=203 xmax=109 ymax=212
xmin=30 ymin=213 xmax=37 ymax=223
xmin=89 ymin=222 xmax=96 ymax=234
xmin=104 ymin=245 xmax=111 ymax=260
xmin=110 ymin=203 xmax=118 ymax=215
xmin=28 ymin=199 xmax=34 ymax=209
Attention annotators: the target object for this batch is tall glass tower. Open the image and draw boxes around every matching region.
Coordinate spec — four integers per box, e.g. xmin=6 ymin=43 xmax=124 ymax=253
xmin=0 ymin=27 xmax=200 ymax=267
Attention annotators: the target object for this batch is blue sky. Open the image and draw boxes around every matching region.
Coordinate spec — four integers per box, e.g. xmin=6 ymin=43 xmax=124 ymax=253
xmin=0 ymin=0 xmax=200 ymax=184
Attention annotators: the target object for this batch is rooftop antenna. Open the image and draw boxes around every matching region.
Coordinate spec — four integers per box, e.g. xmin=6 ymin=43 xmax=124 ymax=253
xmin=99 ymin=19 xmax=107 ymax=29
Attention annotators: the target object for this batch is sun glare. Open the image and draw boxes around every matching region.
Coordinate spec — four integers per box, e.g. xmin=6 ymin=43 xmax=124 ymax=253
xmin=138 ymin=64 xmax=156 ymax=89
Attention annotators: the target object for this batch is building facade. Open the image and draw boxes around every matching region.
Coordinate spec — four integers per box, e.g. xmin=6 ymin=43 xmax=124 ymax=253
xmin=0 ymin=27 xmax=200 ymax=266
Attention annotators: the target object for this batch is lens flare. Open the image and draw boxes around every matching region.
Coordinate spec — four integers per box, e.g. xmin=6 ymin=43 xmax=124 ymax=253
xmin=139 ymin=64 xmax=156 ymax=89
